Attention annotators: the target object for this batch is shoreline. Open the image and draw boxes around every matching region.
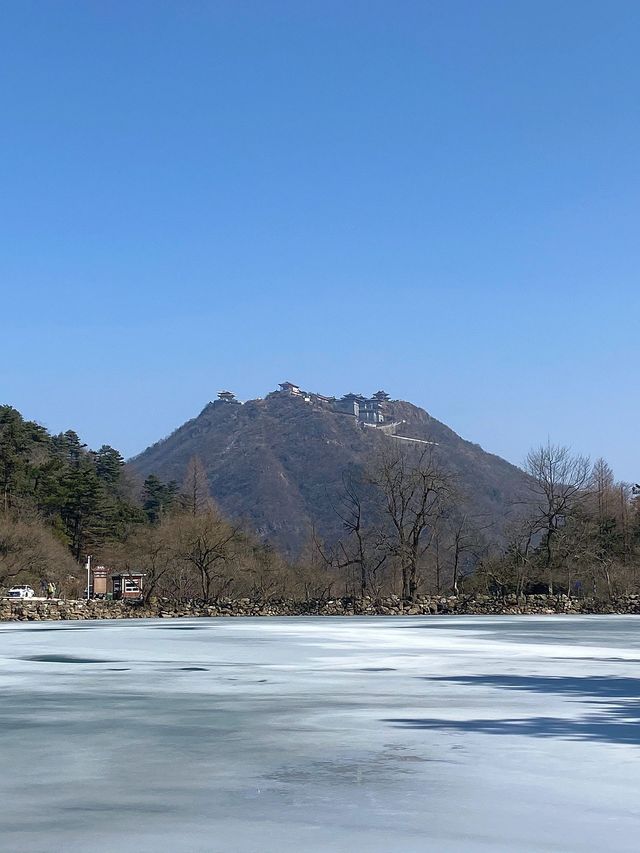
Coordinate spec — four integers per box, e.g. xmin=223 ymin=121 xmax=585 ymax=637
xmin=2 ymin=593 xmax=640 ymax=621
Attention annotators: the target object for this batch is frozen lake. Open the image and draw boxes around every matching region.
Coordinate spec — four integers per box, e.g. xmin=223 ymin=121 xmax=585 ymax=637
xmin=0 ymin=616 xmax=638 ymax=852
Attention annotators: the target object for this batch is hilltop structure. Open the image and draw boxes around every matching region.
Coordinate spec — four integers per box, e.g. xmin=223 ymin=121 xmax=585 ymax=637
xmin=217 ymin=390 xmax=240 ymax=404
xmin=276 ymin=382 xmax=391 ymax=425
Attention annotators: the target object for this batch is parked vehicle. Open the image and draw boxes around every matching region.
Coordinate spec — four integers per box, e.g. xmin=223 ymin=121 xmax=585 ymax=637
xmin=8 ymin=585 xmax=36 ymax=599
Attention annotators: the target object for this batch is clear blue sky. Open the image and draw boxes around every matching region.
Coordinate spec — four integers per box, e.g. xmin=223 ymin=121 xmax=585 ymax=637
xmin=1 ymin=1 xmax=638 ymax=480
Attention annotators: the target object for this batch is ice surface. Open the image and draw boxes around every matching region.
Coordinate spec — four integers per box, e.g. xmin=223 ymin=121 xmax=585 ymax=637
xmin=0 ymin=615 xmax=639 ymax=852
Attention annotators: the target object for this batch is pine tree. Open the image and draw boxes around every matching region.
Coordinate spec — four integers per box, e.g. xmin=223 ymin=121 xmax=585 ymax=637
xmin=142 ymin=475 xmax=178 ymax=524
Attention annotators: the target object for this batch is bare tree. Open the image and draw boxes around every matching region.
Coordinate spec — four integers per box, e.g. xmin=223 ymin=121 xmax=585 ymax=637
xmin=444 ymin=513 xmax=492 ymax=595
xmin=180 ymin=456 xmax=212 ymax=517
xmin=590 ymin=457 xmax=615 ymax=524
xmin=240 ymin=544 xmax=290 ymax=602
xmin=316 ymin=473 xmax=388 ymax=598
xmin=524 ymin=442 xmax=590 ymax=594
xmin=0 ymin=514 xmax=75 ymax=590
xmin=500 ymin=515 xmax=539 ymax=596
xmin=171 ymin=509 xmax=243 ymax=602
xmin=113 ymin=523 xmax=179 ymax=604
xmin=298 ymin=532 xmax=338 ymax=602
xmin=369 ymin=444 xmax=453 ymax=600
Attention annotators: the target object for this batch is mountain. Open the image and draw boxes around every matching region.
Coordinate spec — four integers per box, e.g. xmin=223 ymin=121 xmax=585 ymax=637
xmin=128 ymin=385 xmax=530 ymax=554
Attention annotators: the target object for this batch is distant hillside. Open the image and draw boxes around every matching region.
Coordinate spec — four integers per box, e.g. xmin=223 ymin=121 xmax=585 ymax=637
xmin=129 ymin=385 xmax=530 ymax=554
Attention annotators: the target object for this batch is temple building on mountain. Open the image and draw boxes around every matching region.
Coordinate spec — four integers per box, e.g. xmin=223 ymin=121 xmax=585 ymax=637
xmin=217 ymin=390 xmax=240 ymax=404
xmin=334 ymin=391 xmax=390 ymax=424
xmin=358 ymin=396 xmax=388 ymax=424
xmin=278 ymin=382 xmax=301 ymax=395
xmin=275 ymin=381 xmax=391 ymax=424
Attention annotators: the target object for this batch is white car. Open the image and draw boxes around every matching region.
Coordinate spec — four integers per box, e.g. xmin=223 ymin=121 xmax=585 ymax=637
xmin=8 ymin=585 xmax=36 ymax=599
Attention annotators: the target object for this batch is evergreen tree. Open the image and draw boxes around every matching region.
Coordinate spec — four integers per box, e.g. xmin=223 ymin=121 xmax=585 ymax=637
xmin=59 ymin=456 xmax=106 ymax=560
xmin=0 ymin=406 xmax=49 ymax=511
xmin=94 ymin=445 xmax=125 ymax=489
xmin=143 ymin=475 xmax=178 ymax=524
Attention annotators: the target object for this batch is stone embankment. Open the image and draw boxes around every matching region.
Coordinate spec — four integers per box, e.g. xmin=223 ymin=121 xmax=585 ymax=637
xmin=2 ymin=594 xmax=640 ymax=622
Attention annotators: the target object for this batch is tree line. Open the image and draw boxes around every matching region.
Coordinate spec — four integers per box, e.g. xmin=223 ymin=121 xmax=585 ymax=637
xmin=1 ymin=403 xmax=638 ymax=602
xmin=476 ymin=446 xmax=640 ymax=600
xmin=316 ymin=440 xmax=640 ymax=601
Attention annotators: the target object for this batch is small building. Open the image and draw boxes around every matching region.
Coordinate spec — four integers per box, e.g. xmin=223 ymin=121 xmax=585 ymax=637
xmin=279 ymin=381 xmax=301 ymax=395
xmin=333 ymin=393 xmax=364 ymax=418
xmin=332 ymin=391 xmax=390 ymax=424
xmin=310 ymin=393 xmax=335 ymax=407
xmin=111 ymin=572 xmax=146 ymax=601
xmin=334 ymin=398 xmax=360 ymax=417
xmin=90 ymin=565 xmax=109 ymax=598
xmin=217 ymin=390 xmax=239 ymax=404
xmin=359 ymin=397 xmax=387 ymax=424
